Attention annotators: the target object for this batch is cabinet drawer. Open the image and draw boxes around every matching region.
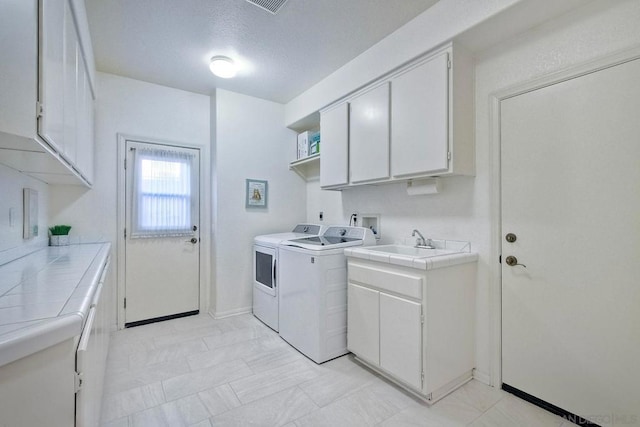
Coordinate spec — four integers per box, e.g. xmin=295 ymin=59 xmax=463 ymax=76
xmin=348 ymin=263 xmax=422 ymax=300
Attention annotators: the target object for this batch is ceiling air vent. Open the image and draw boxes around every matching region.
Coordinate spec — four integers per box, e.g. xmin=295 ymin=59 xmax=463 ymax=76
xmin=246 ymin=0 xmax=289 ymax=14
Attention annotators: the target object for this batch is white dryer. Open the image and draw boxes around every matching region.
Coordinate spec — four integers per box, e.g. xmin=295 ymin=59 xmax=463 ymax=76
xmin=252 ymin=224 xmax=325 ymax=331
xmin=278 ymin=226 xmax=376 ymax=363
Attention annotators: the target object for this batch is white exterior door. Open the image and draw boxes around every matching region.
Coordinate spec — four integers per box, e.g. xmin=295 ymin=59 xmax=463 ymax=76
xmin=501 ymin=57 xmax=640 ymax=424
xmin=125 ymin=140 xmax=200 ymax=325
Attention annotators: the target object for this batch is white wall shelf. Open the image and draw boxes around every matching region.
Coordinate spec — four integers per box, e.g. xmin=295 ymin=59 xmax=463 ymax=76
xmin=289 ymin=153 xmax=320 ymax=180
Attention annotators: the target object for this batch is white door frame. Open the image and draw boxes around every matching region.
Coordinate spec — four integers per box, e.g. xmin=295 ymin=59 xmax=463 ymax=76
xmin=116 ymin=133 xmax=210 ymax=329
xmin=488 ymin=46 xmax=640 ymax=387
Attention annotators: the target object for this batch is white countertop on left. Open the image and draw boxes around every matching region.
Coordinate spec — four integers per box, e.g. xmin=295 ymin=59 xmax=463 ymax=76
xmin=0 ymin=243 xmax=111 ymax=367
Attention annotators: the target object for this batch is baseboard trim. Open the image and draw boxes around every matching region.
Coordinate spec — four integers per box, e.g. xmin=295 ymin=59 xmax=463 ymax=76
xmin=472 ymin=368 xmax=492 ymax=386
xmin=502 ymin=383 xmax=600 ymax=426
xmin=125 ymin=310 xmax=199 ymax=328
xmin=209 ymin=306 xmax=252 ymax=319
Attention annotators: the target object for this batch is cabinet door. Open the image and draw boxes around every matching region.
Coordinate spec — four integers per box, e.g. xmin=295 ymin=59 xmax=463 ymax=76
xmin=320 ymin=103 xmax=349 ymax=188
xmin=62 ymin=1 xmax=78 ymax=166
xmin=380 ymin=293 xmax=422 ymax=390
xmin=75 ymin=58 xmax=94 ymax=183
xmin=39 ymin=0 xmax=66 ymax=153
xmin=347 ymin=283 xmax=379 ymax=365
xmin=391 ymin=52 xmax=449 ymax=177
xmin=349 ymin=83 xmax=390 ymax=183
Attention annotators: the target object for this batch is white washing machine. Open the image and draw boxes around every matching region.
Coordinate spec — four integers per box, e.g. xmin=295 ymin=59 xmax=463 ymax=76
xmin=252 ymin=224 xmax=325 ymax=332
xmin=278 ymin=226 xmax=376 ymax=363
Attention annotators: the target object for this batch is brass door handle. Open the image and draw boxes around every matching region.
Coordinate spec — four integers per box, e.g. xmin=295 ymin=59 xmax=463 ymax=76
xmin=505 ymin=255 xmax=526 ymax=268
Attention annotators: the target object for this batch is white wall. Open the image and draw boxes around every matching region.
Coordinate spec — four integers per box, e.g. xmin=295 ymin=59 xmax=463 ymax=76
xmin=303 ymin=0 xmax=640 ymax=382
xmin=50 ymin=72 xmax=211 ymax=318
xmin=284 ymin=0 xmax=521 ymax=125
xmin=0 ymin=164 xmax=49 ymax=264
xmin=212 ymin=89 xmax=305 ymax=317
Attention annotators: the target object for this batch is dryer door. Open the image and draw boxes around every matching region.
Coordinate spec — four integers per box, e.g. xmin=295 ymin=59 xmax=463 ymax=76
xmin=254 ymin=244 xmax=276 ymax=297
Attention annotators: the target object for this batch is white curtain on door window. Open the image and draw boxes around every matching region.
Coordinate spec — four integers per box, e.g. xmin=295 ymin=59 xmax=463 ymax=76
xmin=130 ymin=147 xmax=196 ymax=238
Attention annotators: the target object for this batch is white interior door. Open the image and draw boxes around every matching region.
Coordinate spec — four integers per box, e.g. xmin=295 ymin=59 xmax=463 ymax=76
xmin=501 ymin=57 xmax=640 ymax=424
xmin=125 ymin=140 xmax=200 ymax=325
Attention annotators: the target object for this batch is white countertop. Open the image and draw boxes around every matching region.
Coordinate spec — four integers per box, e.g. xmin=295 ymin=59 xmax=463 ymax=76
xmin=0 ymin=243 xmax=111 ymax=367
xmin=344 ymin=245 xmax=478 ymax=270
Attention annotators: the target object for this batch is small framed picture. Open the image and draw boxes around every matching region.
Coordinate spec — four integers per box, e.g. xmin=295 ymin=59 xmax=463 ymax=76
xmin=246 ymin=179 xmax=268 ymax=209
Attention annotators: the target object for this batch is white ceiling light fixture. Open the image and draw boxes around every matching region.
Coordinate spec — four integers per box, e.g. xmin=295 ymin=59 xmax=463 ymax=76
xmin=209 ymin=56 xmax=237 ymax=78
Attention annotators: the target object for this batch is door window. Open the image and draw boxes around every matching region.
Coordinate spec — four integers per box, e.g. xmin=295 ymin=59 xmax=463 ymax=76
xmin=130 ymin=147 xmax=196 ymax=238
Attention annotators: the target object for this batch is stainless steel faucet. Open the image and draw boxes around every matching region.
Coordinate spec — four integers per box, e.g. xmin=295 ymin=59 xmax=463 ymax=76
xmin=411 ymin=229 xmax=432 ymax=248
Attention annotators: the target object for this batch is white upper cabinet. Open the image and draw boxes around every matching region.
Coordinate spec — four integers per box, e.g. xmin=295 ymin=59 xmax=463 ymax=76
xmin=39 ymin=0 xmax=66 ymax=155
xmin=320 ymin=103 xmax=350 ymax=188
xmin=75 ymin=53 xmax=94 ymax=183
xmin=391 ymin=53 xmax=449 ymax=177
xmin=317 ymin=43 xmax=473 ymax=190
xmin=62 ymin=0 xmax=78 ymax=166
xmin=349 ymin=83 xmax=390 ymax=184
xmin=0 ymin=0 xmax=95 ymax=186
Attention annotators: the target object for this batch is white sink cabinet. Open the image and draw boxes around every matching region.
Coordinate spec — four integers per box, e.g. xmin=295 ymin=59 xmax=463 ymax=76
xmin=345 ymin=249 xmax=477 ymax=403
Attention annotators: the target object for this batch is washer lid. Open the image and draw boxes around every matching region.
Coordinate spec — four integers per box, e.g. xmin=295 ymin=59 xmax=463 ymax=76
xmin=282 ymin=226 xmax=376 ymax=251
xmin=254 ymin=224 xmax=326 ymax=246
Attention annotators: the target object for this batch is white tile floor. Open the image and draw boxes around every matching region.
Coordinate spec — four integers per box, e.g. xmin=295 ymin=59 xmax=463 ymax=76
xmin=101 ymin=313 xmax=573 ymax=427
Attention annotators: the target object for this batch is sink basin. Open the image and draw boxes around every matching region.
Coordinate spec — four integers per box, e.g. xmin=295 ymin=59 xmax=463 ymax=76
xmin=366 ymin=245 xmax=454 ymax=257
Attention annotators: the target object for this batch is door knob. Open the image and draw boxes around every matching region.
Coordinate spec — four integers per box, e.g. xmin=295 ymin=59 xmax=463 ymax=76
xmin=505 ymin=255 xmax=526 ymax=268
xmin=186 ymin=237 xmax=198 ymax=244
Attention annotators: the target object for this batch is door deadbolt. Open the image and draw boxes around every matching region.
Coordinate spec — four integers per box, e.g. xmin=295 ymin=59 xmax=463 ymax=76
xmin=187 ymin=237 xmax=198 ymax=244
xmin=505 ymin=255 xmax=526 ymax=268
xmin=192 ymin=225 xmax=198 ymax=231
xmin=505 ymin=233 xmax=517 ymax=243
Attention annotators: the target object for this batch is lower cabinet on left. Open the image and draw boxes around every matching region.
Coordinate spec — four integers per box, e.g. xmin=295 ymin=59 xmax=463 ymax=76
xmin=0 ymin=255 xmax=113 ymax=427
xmin=76 ymin=256 xmax=113 ymax=427
xmin=0 ymin=338 xmax=78 ymax=426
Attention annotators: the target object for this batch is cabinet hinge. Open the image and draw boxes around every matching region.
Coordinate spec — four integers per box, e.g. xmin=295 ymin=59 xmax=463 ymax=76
xmin=447 ymin=59 xmax=452 ymax=69
xmin=124 ymin=228 xmax=127 ymax=239
xmin=74 ymin=372 xmax=83 ymax=393
xmin=124 ymin=158 xmax=127 ymax=170
xmin=499 ymin=255 xmax=502 ymax=264
xmin=421 ymin=371 xmax=425 ymax=386
xmin=447 ymin=151 xmax=451 ymax=160
xmin=124 ymin=297 xmax=127 ymax=309
xmin=36 ymin=102 xmax=44 ymax=118
xmin=421 ymin=314 xmax=424 ymax=325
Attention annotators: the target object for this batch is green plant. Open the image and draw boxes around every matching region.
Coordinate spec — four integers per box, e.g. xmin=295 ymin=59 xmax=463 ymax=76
xmin=49 ymin=225 xmax=72 ymax=236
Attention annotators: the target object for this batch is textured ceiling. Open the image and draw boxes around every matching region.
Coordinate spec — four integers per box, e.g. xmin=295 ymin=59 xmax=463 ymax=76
xmin=85 ymin=0 xmax=439 ymax=103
